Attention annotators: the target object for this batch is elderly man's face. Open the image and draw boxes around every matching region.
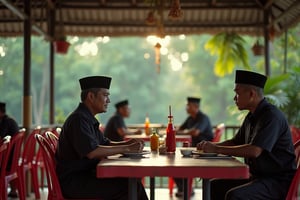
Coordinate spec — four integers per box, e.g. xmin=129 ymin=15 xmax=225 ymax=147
xmin=233 ymin=84 xmax=252 ymax=110
xmin=91 ymin=88 xmax=110 ymax=113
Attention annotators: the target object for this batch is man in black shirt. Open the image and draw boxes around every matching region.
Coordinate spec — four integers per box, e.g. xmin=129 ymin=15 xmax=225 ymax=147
xmin=197 ymin=70 xmax=296 ymax=200
xmin=104 ymin=99 xmax=142 ymax=141
xmin=56 ymin=76 xmax=148 ymax=200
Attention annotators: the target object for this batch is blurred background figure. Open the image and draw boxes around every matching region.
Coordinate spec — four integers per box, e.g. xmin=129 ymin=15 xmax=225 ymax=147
xmin=104 ymin=99 xmax=142 ymax=141
xmin=174 ymin=97 xmax=213 ymax=197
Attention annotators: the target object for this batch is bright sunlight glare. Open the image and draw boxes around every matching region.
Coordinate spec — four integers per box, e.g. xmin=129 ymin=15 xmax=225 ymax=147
xmin=168 ymin=54 xmax=183 ymax=71
xmin=181 ymin=52 xmax=189 ymax=62
xmin=0 ymin=46 xmax=6 ymax=57
xmin=75 ymin=41 xmax=98 ymax=57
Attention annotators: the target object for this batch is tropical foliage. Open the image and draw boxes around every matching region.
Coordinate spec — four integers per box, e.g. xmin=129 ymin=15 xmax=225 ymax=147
xmin=204 ymin=32 xmax=250 ymax=77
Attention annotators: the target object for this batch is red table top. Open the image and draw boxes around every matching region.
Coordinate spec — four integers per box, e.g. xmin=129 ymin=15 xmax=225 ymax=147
xmin=97 ymin=148 xmax=249 ymax=179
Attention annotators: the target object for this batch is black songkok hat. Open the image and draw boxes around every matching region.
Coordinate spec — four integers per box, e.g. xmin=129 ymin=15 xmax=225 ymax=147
xmin=0 ymin=102 xmax=6 ymax=113
xmin=187 ymin=97 xmax=201 ymax=104
xmin=79 ymin=76 xmax=112 ymax=90
xmin=235 ymin=70 xmax=267 ymax=88
xmin=115 ymin=100 xmax=129 ymax=109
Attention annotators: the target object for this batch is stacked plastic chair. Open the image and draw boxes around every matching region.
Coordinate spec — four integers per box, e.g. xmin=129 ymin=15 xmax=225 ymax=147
xmin=1 ymin=129 xmax=26 ymax=200
xmin=18 ymin=127 xmax=42 ymax=199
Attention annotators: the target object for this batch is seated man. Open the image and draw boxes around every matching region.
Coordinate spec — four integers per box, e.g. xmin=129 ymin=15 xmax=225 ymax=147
xmin=104 ymin=99 xmax=142 ymax=141
xmin=56 ymin=76 xmax=148 ymax=200
xmin=197 ymin=70 xmax=296 ymax=200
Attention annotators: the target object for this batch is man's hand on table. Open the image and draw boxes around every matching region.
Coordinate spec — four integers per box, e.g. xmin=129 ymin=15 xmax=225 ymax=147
xmin=197 ymin=141 xmax=216 ymax=153
xmin=126 ymin=139 xmax=145 ymax=153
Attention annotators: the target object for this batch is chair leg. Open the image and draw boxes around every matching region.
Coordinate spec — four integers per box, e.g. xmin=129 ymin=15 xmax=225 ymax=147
xmin=16 ymin=177 xmax=26 ymax=200
xmin=188 ymin=178 xmax=193 ymax=199
xmin=40 ymin=166 xmax=45 ymax=190
xmin=168 ymin=177 xmax=174 ymax=196
xmin=31 ymin=166 xmax=41 ymax=199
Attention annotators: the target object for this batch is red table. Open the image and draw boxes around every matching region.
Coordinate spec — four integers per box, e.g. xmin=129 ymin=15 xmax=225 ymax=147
xmin=97 ymin=148 xmax=249 ymax=200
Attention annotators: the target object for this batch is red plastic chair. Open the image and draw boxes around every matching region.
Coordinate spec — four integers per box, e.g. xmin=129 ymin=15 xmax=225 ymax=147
xmin=293 ymin=139 xmax=300 ymax=169
xmin=285 ymin=167 xmax=300 ymax=200
xmin=18 ymin=127 xmax=41 ymax=199
xmin=2 ymin=129 xmax=26 ymax=200
xmin=212 ymin=123 xmax=225 ymax=142
xmin=35 ymin=134 xmax=64 ymax=200
xmin=291 ymin=126 xmax=300 ymax=144
xmin=0 ymin=136 xmax=10 ymax=198
xmin=35 ymin=134 xmax=98 ymax=200
xmin=38 ymin=129 xmax=59 ymax=190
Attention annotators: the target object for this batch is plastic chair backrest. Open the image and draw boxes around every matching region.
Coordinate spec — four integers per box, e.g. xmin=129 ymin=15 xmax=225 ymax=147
xmin=45 ymin=131 xmax=59 ymax=153
xmin=35 ymin=134 xmax=65 ymax=200
xmin=0 ymin=136 xmax=10 ymax=179
xmin=6 ymin=129 xmax=25 ymax=174
xmin=294 ymin=139 xmax=300 ymax=169
xmin=21 ymin=128 xmax=41 ymax=166
xmin=285 ymin=167 xmax=300 ymax=200
xmin=291 ymin=126 xmax=300 ymax=144
xmin=212 ymin=123 xmax=225 ymax=142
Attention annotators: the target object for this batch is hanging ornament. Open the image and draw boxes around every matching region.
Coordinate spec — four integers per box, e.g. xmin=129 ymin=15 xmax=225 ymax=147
xmin=154 ymin=42 xmax=161 ymax=73
xmin=145 ymin=11 xmax=157 ymax=25
xmin=168 ymin=0 xmax=183 ymax=20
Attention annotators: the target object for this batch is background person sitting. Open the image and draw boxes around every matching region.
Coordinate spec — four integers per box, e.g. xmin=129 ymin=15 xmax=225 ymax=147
xmin=104 ymin=99 xmax=142 ymax=141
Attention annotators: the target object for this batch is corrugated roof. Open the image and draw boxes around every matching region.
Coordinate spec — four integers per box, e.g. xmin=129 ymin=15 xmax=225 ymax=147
xmin=0 ymin=0 xmax=299 ymax=38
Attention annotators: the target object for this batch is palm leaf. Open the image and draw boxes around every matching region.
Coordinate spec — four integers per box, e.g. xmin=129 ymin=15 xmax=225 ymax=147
xmin=205 ymin=32 xmax=250 ymax=77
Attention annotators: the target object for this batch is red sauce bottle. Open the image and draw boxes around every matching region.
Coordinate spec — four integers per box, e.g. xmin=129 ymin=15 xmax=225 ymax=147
xmin=166 ymin=106 xmax=176 ymax=153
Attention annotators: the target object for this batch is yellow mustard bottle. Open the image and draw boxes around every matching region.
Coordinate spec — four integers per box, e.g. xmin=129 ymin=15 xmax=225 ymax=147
xmin=150 ymin=129 xmax=159 ymax=151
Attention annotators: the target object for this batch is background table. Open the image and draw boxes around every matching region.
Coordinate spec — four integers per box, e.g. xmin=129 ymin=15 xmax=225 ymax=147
xmin=97 ymin=148 xmax=249 ymax=200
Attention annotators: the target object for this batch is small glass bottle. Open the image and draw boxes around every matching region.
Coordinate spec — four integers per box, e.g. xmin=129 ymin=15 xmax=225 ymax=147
xmin=150 ymin=129 xmax=159 ymax=151
xmin=145 ymin=114 xmax=151 ymax=136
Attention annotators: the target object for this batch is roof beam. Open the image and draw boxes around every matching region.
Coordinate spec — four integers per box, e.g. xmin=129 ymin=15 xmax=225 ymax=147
xmin=272 ymin=0 xmax=300 ymax=26
xmin=0 ymin=0 xmax=52 ymax=40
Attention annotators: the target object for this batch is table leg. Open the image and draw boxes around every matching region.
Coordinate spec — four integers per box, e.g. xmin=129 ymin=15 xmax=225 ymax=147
xmin=202 ymin=179 xmax=211 ymax=200
xmin=183 ymin=178 xmax=189 ymax=200
xmin=150 ymin=177 xmax=155 ymax=200
xmin=128 ymin=178 xmax=138 ymax=200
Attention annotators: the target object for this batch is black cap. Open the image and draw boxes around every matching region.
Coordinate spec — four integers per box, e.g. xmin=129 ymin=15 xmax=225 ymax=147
xmin=187 ymin=97 xmax=201 ymax=104
xmin=235 ymin=70 xmax=267 ymax=88
xmin=115 ymin=100 xmax=129 ymax=109
xmin=0 ymin=102 xmax=6 ymax=113
xmin=79 ymin=76 xmax=112 ymax=90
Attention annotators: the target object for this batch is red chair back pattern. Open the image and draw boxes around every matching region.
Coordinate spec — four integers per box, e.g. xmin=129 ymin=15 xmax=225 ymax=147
xmin=291 ymin=126 xmax=300 ymax=144
xmin=294 ymin=139 xmax=300 ymax=169
xmin=212 ymin=123 xmax=225 ymax=142
xmin=1 ymin=129 xmax=26 ymax=200
xmin=0 ymin=136 xmax=10 ymax=195
xmin=286 ymin=166 xmax=300 ymax=200
xmin=35 ymin=134 xmax=65 ymax=200
xmin=20 ymin=127 xmax=42 ymax=199
xmin=45 ymin=131 xmax=59 ymax=153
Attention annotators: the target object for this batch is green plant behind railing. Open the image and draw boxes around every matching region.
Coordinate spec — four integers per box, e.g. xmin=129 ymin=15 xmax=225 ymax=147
xmin=264 ymin=66 xmax=300 ymax=126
